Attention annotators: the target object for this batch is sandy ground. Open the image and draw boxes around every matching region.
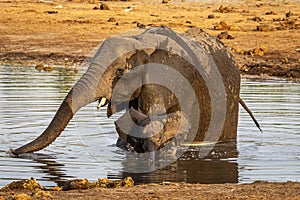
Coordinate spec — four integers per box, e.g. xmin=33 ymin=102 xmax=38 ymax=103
xmin=1 ymin=0 xmax=300 ymax=199
xmin=1 ymin=0 xmax=300 ymax=80
xmin=1 ymin=180 xmax=300 ymax=199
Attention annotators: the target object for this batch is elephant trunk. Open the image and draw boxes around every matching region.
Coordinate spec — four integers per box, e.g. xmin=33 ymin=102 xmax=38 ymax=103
xmin=11 ymin=97 xmax=74 ymax=155
xmin=11 ymin=72 xmax=100 ymax=155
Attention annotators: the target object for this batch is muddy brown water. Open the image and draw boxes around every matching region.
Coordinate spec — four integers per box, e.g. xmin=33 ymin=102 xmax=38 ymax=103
xmin=0 ymin=65 xmax=299 ymax=187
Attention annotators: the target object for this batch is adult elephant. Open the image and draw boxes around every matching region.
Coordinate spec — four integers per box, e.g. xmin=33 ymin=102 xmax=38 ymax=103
xmin=11 ymin=26 xmax=258 ymax=155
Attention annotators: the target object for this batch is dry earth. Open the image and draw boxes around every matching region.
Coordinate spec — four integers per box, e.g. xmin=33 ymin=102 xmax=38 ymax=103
xmin=1 ymin=0 xmax=300 ymax=199
xmin=1 ymin=0 xmax=300 ymax=80
xmin=1 ymin=180 xmax=300 ymax=199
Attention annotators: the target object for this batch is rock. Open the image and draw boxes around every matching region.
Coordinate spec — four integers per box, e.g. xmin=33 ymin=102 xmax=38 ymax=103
xmin=43 ymin=66 xmax=54 ymax=72
xmin=0 ymin=178 xmax=41 ymax=191
xmin=162 ymin=0 xmax=169 ymax=3
xmin=282 ymin=57 xmax=289 ymax=63
xmin=214 ymin=21 xmax=228 ymax=30
xmin=232 ymin=47 xmax=267 ymax=56
xmin=100 ymin=3 xmax=110 ymax=10
xmin=256 ymin=25 xmax=274 ymax=31
xmin=265 ymin=11 xmax=276 ymax=15
xmin=62 ymin=178 xmax=96 ymax=190
xmin=218 ymin=5 xmax=232 ymax=13
xmin=253 ymin=47 xmax=267 ymax=56
xmin=286 ymin=11 xmax=292 ymax=18
xmin=186 ymin=20 xmax=191 ymax=24
xmin=250 ymin=16 xmax=263 ymax=22
xmin=46 ymin=11 xmax=58 ymax=14
xmin=98 ymin=178 xmax=116 ymax=188
xmin=123 ymin=177 xmax=134 ymax=187
xmin=208 ymin=14 xmax=215 ymax=19
xmin=217 ymin=31 xmax=235 ymax=39
xmin=137 ymin=22 xmax=146 ymax=29
xmin=35 ymin=64 xmax=44 ymax=71
xmin=108 ymin=17 xmax=116 ymax=22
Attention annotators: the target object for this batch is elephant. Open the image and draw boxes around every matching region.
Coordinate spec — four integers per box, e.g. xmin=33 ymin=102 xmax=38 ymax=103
xmin=11 ymin=26 xmax=260 ymax=155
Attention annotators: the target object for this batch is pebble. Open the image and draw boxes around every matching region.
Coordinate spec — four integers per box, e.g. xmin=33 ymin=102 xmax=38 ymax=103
xmin=217 ymin=31 xmax=235 ymax=40
xmin=265 ymin=11 xmax=276 ymax=15
xmin=218 ymin=5 xmax=232 ymax=13
xmin=256 ymin=25 xmax=274 ymax=31
xmin=214 ymin=21 xmax=228 ymax=30
xmin=137 ymin=22 xmax=146 ymax=29
xmin=108 ymin=17 xmax=116 ymax=22
xmin=100 ymin=3 xmax=110 ymax=10
xmin=208 ymin=14 xmax=215 ymax=19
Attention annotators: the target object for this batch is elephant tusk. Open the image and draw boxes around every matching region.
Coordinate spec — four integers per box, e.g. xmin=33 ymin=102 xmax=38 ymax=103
xmin=97 ymin=97 xmax=107 ymax=109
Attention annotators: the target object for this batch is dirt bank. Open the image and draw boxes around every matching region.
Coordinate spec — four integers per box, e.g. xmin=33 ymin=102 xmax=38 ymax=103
xmin=1 ymin=0 xmax=300 ymax=80
xmin=1 ymin=179 xmax=300 ymax=199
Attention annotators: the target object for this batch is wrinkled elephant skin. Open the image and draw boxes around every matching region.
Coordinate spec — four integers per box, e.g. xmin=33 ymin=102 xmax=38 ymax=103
xmin=11 ymin=26 xmax=241 ymax=155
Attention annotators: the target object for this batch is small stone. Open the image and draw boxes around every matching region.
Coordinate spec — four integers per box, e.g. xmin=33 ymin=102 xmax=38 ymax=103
xmin=1 ymin=178 xmax=41 ymax=191
xmin=137 ymin=22 xmax=146 ymax=29
xmin=100 ymin=3 xmax=110 ymax=10
xmin=219 ymin=5 xmax=231 ymax=13
xmin=186 ymin=20 xmax=191 ymax=24
xmin=265 ymin=11 xmax=276 ymax=15
xmin=208 ymin=14 xmax=215 ymax=19
xmin=282 ymin=57 xmax=289 ymax=63
xmin=123 ymin=177 xmax=134 ymax=187
xmin=217 ymin=31 xmax=228 ymax=39
xmin=35 ymin=64 xmax=44 ymax=71
xmin=256 ymin=25 xmax=273 ymax=31
xmin=162 ymin=0 xmax=169 ymax=3
xmin=43 ymin=66 xmax=54 ymax=72
xmin=286 ymin=11 xmax=292 ymax=18
xmin=108 ymin=17 xmax=116 ymax=22
xmin=251 ymin=16 xmax=263 ymax=22
xmin=218 ymin=31 xmax=235 ymax=39
xmin=253 ymin=47 xmax=266 ymax=56
xmin=62 ymin=178 xmax=96 ymax=190
xmin=214 ymin=21 xmax=228 ymax=30
xmin=98 ymin=178 xmax=115 ymax=188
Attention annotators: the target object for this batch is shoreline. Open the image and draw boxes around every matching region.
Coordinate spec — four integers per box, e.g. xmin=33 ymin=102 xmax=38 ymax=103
xmin=1 ymin=179 xmax=300 ymax=199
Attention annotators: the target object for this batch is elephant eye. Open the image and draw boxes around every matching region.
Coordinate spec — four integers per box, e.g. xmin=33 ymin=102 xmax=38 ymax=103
xmin=115 ymin=68 xmax=125 ymax=76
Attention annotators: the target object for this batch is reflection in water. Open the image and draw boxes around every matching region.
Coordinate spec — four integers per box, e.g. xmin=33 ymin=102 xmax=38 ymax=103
xmin=111 ymin=142 xmax=238 ymax=184
xmin=10 ymin=153 xmax=73 ymax=186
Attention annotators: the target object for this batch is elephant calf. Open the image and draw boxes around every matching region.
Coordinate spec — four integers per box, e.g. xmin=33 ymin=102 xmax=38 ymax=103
xmin=11 ymin=26 xmax=260 ymax=155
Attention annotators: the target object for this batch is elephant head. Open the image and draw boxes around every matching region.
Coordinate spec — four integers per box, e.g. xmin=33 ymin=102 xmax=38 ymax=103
xmin=11 ymin=26 xmax=241 ymax=155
